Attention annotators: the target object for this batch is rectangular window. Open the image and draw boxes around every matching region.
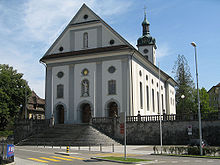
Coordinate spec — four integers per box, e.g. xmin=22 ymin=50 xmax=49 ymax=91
xmin=57 ymin=84 xmax=64 ymax=98
xmin=157 ymin=92 xmax=159 ymax=114
xmin=152 ymin=89 xmax=155 ymax=112
xmin=108 ymin=80 xmax=116 ymax=95
xmin=146 ymin=85 xmax=149 ymax=110
xmin=140 ymin=82 xmax=143 ymax=109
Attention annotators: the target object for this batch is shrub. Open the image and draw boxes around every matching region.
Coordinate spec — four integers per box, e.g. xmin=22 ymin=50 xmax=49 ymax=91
xmin=163 ymin=147 xmax=168 ymax=154
xmin=188 ymin=146 xmax=200 ymax=155
xmin=153 ymin=146 xmax=158 ymax=154
xmin=169 ymin=147 xmax=175 ymax=154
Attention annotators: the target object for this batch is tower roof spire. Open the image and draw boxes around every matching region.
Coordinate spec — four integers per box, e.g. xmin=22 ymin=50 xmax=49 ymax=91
xmin=137 ymin=6 xmax=156 ymax=47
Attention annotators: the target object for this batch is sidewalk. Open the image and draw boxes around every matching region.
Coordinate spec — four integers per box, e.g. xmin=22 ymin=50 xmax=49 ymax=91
xmin=49 ymin=145 xmax=154 ymax=155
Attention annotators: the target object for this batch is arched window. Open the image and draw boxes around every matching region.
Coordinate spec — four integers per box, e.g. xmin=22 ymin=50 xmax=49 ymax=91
xmin=140 ymin=82 xmax=143 ymax=109
xmin=152 ymin=89 xmax=155 ymax=112
xmin=83 ymin=32 xmax=88 ymax=48
xmin=108 ymin=80 xmax=116 ymax=95
xmin=57 ymin=84 xmax=64 ymax=98
xmin=146 ymin=85 xmax=149 ymax=111
xmin=81 ymin=79 xmax=89 ymax=97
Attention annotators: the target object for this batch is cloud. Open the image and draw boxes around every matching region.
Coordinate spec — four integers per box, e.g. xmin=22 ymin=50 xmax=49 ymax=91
xmin=157 ymin=43 xmax=172 ymax=58
xmin=0 ymin=0 xmax=133 ymax=98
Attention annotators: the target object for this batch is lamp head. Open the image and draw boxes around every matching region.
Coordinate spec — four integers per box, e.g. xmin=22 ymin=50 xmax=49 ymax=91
xmin=191 ymin=42 xmax=196 ymax=47
xmin=181 ymin=95 xmax=185 ymax=99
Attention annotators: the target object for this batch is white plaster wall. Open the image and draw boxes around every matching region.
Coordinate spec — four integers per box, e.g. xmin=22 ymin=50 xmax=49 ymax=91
xmin=52 ymin=65 xmax=69 ymax=122
xmin=168 ymin=84 xmax=176 ymax=114
xmin=131 ymin=60 xmax=166 ymax=116
xmin=74 ymin=63 xmax=96 ymax=122
xmin=102 ymin=60 xmax=123 ymax=117
xmin=75 ymin=29 xmax=97 ymax=51
xmin=138 ymin=45 xmax=154 ymax=64
xmin=102 ymin=26 xmax=124 ymax=47
xmin=50 ymin=30 xmax=70 ymax=54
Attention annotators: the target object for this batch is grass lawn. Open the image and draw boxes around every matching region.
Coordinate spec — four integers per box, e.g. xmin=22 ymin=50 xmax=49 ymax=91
xmin=156 ymin=154 xmax=220 ymax=159
xmin=97 ymin=156 xmax=150 ymax=162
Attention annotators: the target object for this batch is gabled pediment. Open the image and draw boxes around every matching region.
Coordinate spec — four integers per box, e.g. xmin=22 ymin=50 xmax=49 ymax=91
xmin=42 ymin=4 xmax=133 ymax=60
xmin=69 ymin=4 xmax=99 ymax=25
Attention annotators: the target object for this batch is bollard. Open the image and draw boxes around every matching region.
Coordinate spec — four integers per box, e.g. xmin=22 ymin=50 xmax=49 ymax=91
xmin=66 ymin=146 xmax=69 ymax=153
xmin=89 ymin=145 xmax=91 ymax=151
xmin=78 ymin=146 xmax=80 ymax=150
xmin=44 ymin=142 xmax=45 ymax=148
xmin=112 ymin=144 xmax=114 ymax=152
xmin=60 ymin=145 xmax=61 ymax=149
xmin=52 ymin=143 xmax=53 ymax=148
xmin=100 ymin=144 xmax=102 ymax=152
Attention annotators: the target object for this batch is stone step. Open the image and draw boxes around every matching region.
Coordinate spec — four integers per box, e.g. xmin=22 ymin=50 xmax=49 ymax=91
xmin=18 ymin=124 xmax=121 ymax=146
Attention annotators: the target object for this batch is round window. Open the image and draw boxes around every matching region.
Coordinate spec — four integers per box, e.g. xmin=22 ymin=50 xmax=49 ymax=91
xmin=143 ymin=49 xmax=149 ymax=54
xmin=109 ymin=39 xmax=115 ymax=45
xmin=83 ymin=14 xmax=88 ymax=19
xmin=82 ymin=68 xmax=89 ymax=76
xmin=59 ymin=46 xmax=64 ymax=52
xmin=108 ymin=66 xmax=116 ymax=73
xmin=57 ymin=71 xmax=64 ymax=78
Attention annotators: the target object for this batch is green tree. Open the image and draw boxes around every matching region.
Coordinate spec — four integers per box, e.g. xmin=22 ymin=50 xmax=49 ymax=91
xmin=0 ymin=64 xmax=31 ymax=130
xmin=172 ymin=55 xmax=196 ymax=114
xmin=194 ymin=87 xmax=215 ymax=114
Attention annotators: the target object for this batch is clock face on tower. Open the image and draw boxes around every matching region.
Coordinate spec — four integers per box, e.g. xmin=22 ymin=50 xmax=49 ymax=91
xmin=143 ymin=49 xmax=149 ymax=54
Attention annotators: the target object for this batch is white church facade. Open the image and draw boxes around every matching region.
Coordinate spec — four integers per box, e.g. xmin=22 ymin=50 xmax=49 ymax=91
xmin=40 ymin=4 xmax=176 ymax=124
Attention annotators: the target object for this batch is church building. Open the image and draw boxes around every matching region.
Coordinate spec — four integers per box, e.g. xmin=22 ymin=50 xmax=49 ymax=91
xmin=40 ymin=4 xmax=176 ymax=124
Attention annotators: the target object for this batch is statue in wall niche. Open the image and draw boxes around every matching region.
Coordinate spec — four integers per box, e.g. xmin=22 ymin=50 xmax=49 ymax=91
xmin=82 ymin=79 xmax=89 ymax=97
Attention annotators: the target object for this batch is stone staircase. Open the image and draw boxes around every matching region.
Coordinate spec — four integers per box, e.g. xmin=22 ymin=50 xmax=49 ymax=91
xmin=18 ymin=124 xmax=121 ymax=146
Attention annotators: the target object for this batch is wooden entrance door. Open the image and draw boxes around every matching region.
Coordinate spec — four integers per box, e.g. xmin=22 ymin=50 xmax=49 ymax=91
xmin=82 ymin=104 xmax=91 ymax=123
xmin=108 ymin=102 xmax=118 ymax=117
xmin=57 ymin=105 xmax=64 ymax=124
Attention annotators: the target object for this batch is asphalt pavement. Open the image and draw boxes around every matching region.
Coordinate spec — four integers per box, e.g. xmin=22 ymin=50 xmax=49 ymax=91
xmin=15 ymin=145 xmax=220 ymax=165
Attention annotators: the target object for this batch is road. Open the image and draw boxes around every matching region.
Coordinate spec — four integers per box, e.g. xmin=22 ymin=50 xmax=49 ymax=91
xmin=15 ymin=145 xmax=220 ymax=165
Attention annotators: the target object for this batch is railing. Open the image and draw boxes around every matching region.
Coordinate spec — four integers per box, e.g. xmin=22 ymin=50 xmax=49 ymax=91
xmin=92 ymin=112 xmax=220 ymax=123
xmin=92 ymin=117 xmax=114 ymax=123
xmin=15 ymin=119 xmax=50 ymax=125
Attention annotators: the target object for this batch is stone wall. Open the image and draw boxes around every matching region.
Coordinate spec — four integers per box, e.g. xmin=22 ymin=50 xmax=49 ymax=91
xmin=14 ymin=119 xmax=50 ymax=144
xmin=92 ymin=118 xmax=220 ymax=146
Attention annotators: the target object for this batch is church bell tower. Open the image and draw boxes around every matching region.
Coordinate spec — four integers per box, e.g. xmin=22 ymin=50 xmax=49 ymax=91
xmin=137 ymin=9 xmax=157 ymax=65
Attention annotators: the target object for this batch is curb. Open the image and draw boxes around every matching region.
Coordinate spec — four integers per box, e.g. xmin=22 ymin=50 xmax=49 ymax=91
xmin=151 ymin=154 xmax=220 ymax=159
xmin=55 ymin=152 xmax=70 ymax=156
xmin=91 ymin=157 xmax=155 ymax=164
xmin=6 ymin=162 xmax=15 ymax=165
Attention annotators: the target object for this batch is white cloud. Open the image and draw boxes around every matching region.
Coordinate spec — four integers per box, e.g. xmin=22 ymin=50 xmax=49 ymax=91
xmin=0 ymin=0 xmax=133 ymax=98
xmin=157 ymin=43 xmax=172 ymax=58
xmin=23 ymin=0 xmax=132 ymax=43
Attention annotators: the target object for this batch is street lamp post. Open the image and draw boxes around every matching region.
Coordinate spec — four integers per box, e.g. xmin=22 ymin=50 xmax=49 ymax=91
xmin=191 ymin=42 xmax=203 ymax=156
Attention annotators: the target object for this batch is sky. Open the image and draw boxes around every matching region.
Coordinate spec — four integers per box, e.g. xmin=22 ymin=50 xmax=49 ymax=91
xmin=0 ymin=0 xmax=220 ymax=98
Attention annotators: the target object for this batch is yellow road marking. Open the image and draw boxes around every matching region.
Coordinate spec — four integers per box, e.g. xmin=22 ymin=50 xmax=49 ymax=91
xmin=28 ymin=158 xmax=48 ymax=163
xmin=40 ymin=157 xmax=61 ymax=162
xmin=61 ymin=155 xmax=85 ymax=160
xmin=51 ymin=156 xmax=72 ymax=161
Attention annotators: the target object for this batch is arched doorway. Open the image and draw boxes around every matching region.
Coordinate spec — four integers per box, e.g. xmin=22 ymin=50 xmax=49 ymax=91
xmin=56 ymin=104 xmax=64 ymax=124
xmin=108 ymin=102 xmax=118 ymax=117
xmin=81 ymin=103 xmax=91 ymax=123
